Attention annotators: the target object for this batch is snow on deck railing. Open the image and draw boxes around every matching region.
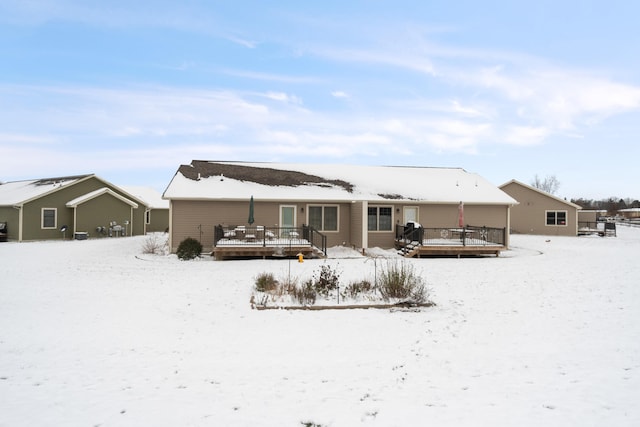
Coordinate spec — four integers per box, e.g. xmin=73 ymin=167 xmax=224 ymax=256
xmin=396 ymin=224 xmax=505 ymax=247
xmin=214 ymin=225 xmax=327 ymax=255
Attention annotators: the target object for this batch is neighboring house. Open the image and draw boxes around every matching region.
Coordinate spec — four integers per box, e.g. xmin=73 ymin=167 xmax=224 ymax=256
xmin=121 ymin=186 xmax=170 ymax=233
xmin=499 ymin=179 xmax=581 ymax=236
xmin=618 ymin=208 xmax=640 ymax=219
xmin=163 ymin=161 xmax=517 ymax=257
xmin=0 ymin=174 xmax=148 ymax=242
xmin=578 ymin=209 xmax=606 ymax=227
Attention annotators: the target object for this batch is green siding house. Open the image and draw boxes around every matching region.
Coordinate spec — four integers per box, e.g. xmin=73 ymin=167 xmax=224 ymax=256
xmin=121 ymin=186 xmax=170 ymax=233
xmin=0 ymin=174 xmax=149 ymax=242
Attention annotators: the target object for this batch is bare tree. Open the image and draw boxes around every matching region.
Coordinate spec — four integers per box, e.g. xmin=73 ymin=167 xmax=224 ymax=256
xmin=531 ymin=174 xmax=560 ymax=195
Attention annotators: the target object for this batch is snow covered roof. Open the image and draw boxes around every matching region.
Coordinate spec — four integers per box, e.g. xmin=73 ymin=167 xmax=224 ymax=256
xmin=120 ymin=186 xmax=169 ymax=209
xmin=0 ymin=174 xmax=149 ymax=208
xmin=0 ymin=175 xmax=93 ymax=206
xmin=66 ymin=187 xmax=139 ymax=208
xmin=500 ymin=179 xmax=582 ymax=209
xmin=163 ymin=161 xmax=517 ymax=205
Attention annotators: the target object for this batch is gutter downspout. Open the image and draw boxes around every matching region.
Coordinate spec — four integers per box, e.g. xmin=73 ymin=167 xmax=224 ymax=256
xmin=144 ymin=208 xmax=150 ymax=235
xmin=506 ymin=205 xmax=512 ymax=249
xmin=168 ymin=201 xmax=173 ymax=252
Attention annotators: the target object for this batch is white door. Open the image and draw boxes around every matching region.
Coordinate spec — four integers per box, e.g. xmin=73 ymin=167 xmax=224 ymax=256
xmin=404 ymin=207 xmax=419 ymax=225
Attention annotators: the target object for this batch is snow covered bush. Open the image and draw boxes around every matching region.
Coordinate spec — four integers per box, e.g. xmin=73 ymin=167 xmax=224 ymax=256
xmin=176 ymin=237 xmax=203 ymax=260
xmin=378 ymin=260 xmax=429 ymax=303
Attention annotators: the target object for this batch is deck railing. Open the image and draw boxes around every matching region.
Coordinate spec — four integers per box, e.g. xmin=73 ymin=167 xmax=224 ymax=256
xmin=214 ymin=224 xmax=327 ymax=256
xmin=396 ymin=224 xmax=506 ymax=247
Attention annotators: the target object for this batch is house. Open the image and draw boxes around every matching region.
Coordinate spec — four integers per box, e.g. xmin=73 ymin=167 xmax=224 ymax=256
xmin=499 ymin=179 xmax=581 ymax=236
xmin=121 ymin=186 xmax=170 ymax=233
xmin=578 ymin=209 xmax=606 ymax=228
xmin=618 ymin=208 xmax=640 ymax=219
xmin=163 ymin=161 xmax=517 ymax=258
xmin=0 ymin=174 xmax=149 ymax=242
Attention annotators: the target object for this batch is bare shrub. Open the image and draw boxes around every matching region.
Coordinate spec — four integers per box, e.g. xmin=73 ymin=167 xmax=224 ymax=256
xmin=378 ymin=260 xmax=429 ymax=303
xmin=312 ymin=264 xmax=340 ymax=296
xmin=254 ymin=272 xmax=278 ymax=292
xmin=343 ymin=280 xmax=373 ymax=299
xmin=292 ymin=279 xmax=316 ymax=305
xmin=141 ymin=233 xmax=168 ymax=255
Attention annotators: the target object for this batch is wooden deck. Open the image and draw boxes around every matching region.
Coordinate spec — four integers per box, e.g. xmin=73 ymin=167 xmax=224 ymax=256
xmin=212 ymin=245 xmax=320 ymax=260
xmin=395 ymin=225 xmax=506 ymax=258
xmin=212 ymin=225 xmax=327 ymax=260
xmin=401 ymin=243 xmax=504 ymax=258
xmin=396 ymin=237 xmax=505 ymax=258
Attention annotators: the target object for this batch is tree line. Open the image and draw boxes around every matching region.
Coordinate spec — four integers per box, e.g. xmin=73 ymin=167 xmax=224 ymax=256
xmin=570 ymin=197 xmax=640 ymax=213
xmin=531 ymin=174 xmax=638 ymax=213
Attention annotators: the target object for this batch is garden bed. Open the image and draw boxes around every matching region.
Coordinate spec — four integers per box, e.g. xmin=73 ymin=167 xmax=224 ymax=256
xmin=252 ymin=300 xmax=436 ymax=310
xmin=250 ymin=260 xmax=434 ymax=310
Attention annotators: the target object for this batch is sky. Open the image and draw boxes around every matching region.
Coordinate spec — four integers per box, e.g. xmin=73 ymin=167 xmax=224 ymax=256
xmin=1 ymin=0 xmax=639 ymax=200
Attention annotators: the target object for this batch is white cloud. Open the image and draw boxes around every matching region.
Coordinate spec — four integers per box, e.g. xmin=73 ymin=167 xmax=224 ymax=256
xmin=263 ymin=92 xmax=303 ymax=105
xmin=331 ymin=91 xmax=349 ymax=98
xmin=224 ymin=34 xmax=259 ymax=49
xmin=503 ymin=126 xmax=550 ymax=146
xmin=0 ymin=132 xmax=57 ymax=144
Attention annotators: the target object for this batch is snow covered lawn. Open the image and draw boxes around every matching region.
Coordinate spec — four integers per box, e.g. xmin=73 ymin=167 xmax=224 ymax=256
xmin=1 ymin=227 xmax=639 ymax=426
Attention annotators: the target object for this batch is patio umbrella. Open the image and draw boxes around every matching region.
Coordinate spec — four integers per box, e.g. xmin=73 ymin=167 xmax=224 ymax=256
xmin=248 ymin=195 xmax=255 ymax=225
xmin=458 ymin=201 xmax=465 ymax=228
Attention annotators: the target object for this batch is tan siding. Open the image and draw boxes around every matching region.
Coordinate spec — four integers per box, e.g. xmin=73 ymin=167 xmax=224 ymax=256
xmin=501 ymin=182 xmax=578 ymax=236
xmin=415 ymin=204 xmax=506 ymax=229
xmin=349 ymin=202 xmax=364 ymax=249
xmin=366 ymin=202 xmax=401 ymax=249
xmin=171 ymin=198 xmax=512 ymax=251
xmin=170 ymin=200 xmax=354 ymax=252
xmin=170 ymin=200 xmax=290 ymax=252
xmin=366 ymin=202 xmax=510 ymax=249
xmin=367 ymin=230 xmax=395 ymax=248
xmin=578 ymin=211 xmax=598 ymax=223
xmin=302 ymin=202 xmax=352 ymax=247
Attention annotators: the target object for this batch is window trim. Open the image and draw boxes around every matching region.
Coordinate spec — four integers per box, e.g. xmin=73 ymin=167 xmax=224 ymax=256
xmin=41 ymin=207 xmax=57 ymax=229
xmin=545 ymin=210 xmax=568 ymax=226
xmin=279 ymin=205 xmax=297 ymax=229
xmin=307 ymin=205 xmax=339 ymax=232
xmin=368 ymin=205 xmax=394 ymax=232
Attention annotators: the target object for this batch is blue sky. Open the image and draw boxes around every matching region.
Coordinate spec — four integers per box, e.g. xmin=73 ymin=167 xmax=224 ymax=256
xmin=1 ymin=0 xmax=639 ymax=200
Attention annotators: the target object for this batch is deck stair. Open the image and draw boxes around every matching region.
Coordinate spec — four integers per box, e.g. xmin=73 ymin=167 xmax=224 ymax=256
xmin=398 ymin=240 xmax=421 ymax=257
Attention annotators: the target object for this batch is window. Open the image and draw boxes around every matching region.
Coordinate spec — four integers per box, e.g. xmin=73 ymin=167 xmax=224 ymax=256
xmin=368 ymin=206 xmax=393 ymax=231
xmin=308 ymin=206 xmax=338 ymax=231
xmin=42 ymin=208 xmax=57 ymax=229
xmin=145 ymin=210 xmax=151 ymax=225
xmin=546 ymin=210 xmax=567 ymax=226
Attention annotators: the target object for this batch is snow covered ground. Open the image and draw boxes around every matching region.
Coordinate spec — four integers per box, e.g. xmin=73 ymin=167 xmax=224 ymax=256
xmin=1 ymin=226 xmax=639 ymax=426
